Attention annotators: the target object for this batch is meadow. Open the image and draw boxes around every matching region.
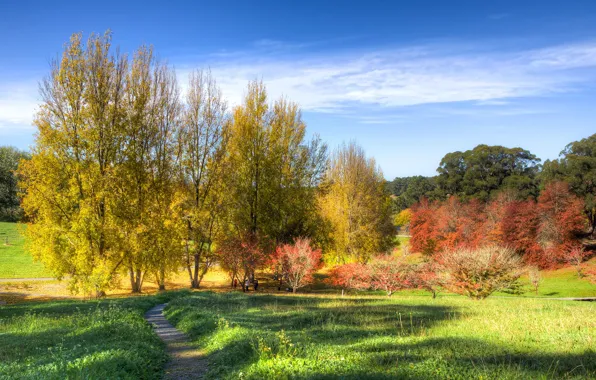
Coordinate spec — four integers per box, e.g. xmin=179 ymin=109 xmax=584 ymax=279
xmin=0 ymin=290 xmax=192 ymax=379
xmin=0 ymin=222 xmax=49 ymax=278
xmin=164 ymin=292 xmax=596 ymax=379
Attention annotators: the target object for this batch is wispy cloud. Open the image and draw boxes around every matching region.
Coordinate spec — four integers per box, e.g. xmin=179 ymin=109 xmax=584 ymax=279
xmin=3 ymin=40 xmax=596 ymax=130
xmin=182 ymin=41 xmax=596 ymax=113
xmin=0 ymin=80 xmax=39 ymax=130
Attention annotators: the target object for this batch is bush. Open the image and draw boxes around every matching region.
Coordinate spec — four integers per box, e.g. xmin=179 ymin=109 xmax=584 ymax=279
xmin=437 ymin=245 xmax=523 ymax=300
xmin=368 ymin=257 xmax=413 ymax=296
xmin=326 ymin=262 xmax=370 ymax=295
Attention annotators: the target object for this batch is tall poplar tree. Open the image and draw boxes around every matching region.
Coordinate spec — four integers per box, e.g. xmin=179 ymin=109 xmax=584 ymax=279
xmin=175 ymin=69 xmax=229 ymax=289
xmin=20 ymin=32 xmax=127 ymax=295
xmin=225 ymin=81 xmax=327 ymax=251
xmin=318 ymin=142 xmax=394 ymax=263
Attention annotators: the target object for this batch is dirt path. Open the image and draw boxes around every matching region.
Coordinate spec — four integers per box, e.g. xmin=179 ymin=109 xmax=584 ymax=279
xmin=145 ymin=304 xmax=208 ymax=379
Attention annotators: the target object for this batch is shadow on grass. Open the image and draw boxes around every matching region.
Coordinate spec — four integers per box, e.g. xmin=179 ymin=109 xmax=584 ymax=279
xmin=0 ymin=290 xmax=192 ymax=379
xmin=165 ymin=291 xmax=596 ymax=379
xmin=355 ymin=337 xmax=595 ymax=379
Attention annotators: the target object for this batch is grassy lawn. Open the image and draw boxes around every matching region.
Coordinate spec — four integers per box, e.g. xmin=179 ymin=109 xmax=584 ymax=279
xmin=0 ymin=290 xmax=190 ymax=379
xmin=165 ymin=292 xmax=595 ymax=379
xmin=0 ymin=222 xmax=49 ymax=278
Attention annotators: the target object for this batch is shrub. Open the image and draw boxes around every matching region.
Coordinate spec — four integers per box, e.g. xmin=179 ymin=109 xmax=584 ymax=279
xmin=274 ymin=238 xmax=322 ymax=293
xmin=437 ymin=245 xmax=524 ymax=300
xmin=527 ymin=266 xmax=541 ymax=295
xmin=368 ymin=257 xmax=413 ymax=296
xmin=410 ymin=262 xmax=444 ymax=298
xmin=326 ymin=262 xmax=370 ymax=295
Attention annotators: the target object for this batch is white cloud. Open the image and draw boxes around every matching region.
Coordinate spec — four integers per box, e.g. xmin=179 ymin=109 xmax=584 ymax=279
xmin=3 ymin=40 xmax=596 ymax=130
xmin=0 ymin=80 xmax=39 ymax=130
xmin=181 ymin=41 xmax=596 ymax=112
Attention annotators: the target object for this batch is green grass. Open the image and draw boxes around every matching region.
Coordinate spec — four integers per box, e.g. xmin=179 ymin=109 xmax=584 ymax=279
xmin=165 ymin=292 xmax=596 ymax=379
xmin=0 ymin=290 xmax=190 ymax=379
xmin=0 ymin=222 xmax=49 ymax=278
xmin=526 ymin=264 xmax=596 ymax=298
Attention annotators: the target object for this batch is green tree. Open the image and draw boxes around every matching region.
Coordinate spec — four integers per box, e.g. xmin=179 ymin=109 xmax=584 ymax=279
xmin=0 ymin=146 xmax=29 ymax=221
xmin=436 ymin=145 xmax=540 ymax=202
xmin=542 ymin=133 xmax=596 ymax=234
xmin=387 ymin=176 xmax=437 ymax=212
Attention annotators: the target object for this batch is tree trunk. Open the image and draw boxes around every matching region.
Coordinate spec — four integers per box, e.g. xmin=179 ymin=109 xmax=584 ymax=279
xmin=158 ymin=267 xmax=166 ymax=291
xmin=129 ymin=266 xmax=143 ymax=293
xmin=191 ymin=252 xmax=200 ymax=289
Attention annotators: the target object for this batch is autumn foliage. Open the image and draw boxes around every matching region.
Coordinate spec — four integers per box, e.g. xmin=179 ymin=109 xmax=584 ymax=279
xmin=436 ymin=245 xmax=524 ymax=300
xmin=368 ymin=257 xmax=413 ymax=296
xmin=326 ymin=263 xmax=370 ymax=294
xmin=273 ymin=238 xmax=322 ymax=293
xmin=410 ymin=182 xmax=586 ymax=268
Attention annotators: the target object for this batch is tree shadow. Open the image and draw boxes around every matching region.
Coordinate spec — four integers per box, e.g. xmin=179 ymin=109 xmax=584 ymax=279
xmin=165 ymin=292 xmax=459 ymax=378
xmin=166 ymin=292 xmax=595 ymax=379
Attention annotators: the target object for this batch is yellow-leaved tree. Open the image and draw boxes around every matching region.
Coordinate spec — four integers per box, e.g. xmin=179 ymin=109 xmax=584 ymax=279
xmin=19 ymin=33 xmax=127 ymax=295
xmin=318 ymin=142 xmax=394 ymax=263
xmin=174 ymin=69 xmax=230 ymax=289
xmin=19 ymin=32 xmax=184 ymax=295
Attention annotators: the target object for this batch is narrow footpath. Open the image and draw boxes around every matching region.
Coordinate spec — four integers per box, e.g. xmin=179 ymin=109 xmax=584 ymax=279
xmin=145 ymin=304 xmax=208 ymax=379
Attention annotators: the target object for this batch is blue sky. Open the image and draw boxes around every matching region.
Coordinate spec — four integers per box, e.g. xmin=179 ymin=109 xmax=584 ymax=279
xmin=1 ymin=0 xmax=595 ymax=179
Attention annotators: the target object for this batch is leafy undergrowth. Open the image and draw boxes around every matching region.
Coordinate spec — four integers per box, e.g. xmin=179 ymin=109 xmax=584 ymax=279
xmin=0 ymin=290 xmax=190 ymax=379
xmin=165 ymin=291 xmax=596 ymax=379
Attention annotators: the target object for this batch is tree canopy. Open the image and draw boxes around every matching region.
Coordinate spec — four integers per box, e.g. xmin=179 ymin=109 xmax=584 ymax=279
xmin=542 ymin=133 xmax=596 ymax=234
xmin=0 ymin=146 xmax=29 ymax=221
xmin=436 ymin=145 xmax=540 ymax=202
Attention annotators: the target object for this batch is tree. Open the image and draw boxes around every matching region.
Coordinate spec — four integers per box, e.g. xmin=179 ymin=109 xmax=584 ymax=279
xmin=217 ymin=235 xmax=266 ymax=289
xmin=501 ymin=199 xmax=543 ymax=264
xmin=0 ymin=147 xmax=30 ymax=221
xmin=436 ymin=246 xmax=524 ymax=300
xmin=410 ymin=197 xmax=486 ymax=255
xmin=326 ymin=262 xmax=370 ymax=296
xmin=387 ymin=176 xmax=437 ymax=212
xmin=175 ymin=69 xmax=230 ymax=289
xmin=225 ymin=81 xmax=327 ymax=256
xmin=318 ymin=142 xmax=394 ymax=263
xmin=410 ymin=262 xmax=443 ymax=298
xmin=393 ymin=208 xmax=412 ymax=235
xmin=566 ymin=247 xmax=588 ymax=278
xmin=527 ymin=267 xmax=541 ymax=295
xmin=368 ymin=257 xmax=413 ymax=296
xmin=436 ymin=145 xmax=540 ymax=202
xmin=410 ymin=198 xmax=440 ymax=255
xmin=19 ymin=32 xmax=128 ymax=295
xmin=542 ymin=133 xmax=596 ymax=235
xmin=536 ymin=182 xmax=586 ymax=265
xmin=274 ymin=237 xmax=322 ymax=293
xmin=113 ymin=46 xmax=182 ymax=293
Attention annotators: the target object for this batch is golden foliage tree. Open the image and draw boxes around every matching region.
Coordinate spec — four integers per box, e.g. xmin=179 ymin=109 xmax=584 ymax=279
xmin=224 ymin=81 xmax=327 ymax=250
xmin=19 ymin=33 xmax=128 ymax=295
xmin=175 ymin=69 xmax=230 ymax=289
xmin=318 ymin=142 xmax=394 ymax=263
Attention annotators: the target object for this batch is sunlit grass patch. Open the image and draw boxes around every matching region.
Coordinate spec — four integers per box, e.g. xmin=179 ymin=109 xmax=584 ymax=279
xmin=166 ymin=292 xmax=596 ymax=379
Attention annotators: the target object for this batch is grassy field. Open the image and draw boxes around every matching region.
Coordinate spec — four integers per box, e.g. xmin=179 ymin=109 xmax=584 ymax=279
xmin=165 ymin=292 xmax=595 ymax=379
xmin=0 ymin=290 xmax=191 ymax=379
xmin=0 ymin=222 xmax=49 ymax=278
